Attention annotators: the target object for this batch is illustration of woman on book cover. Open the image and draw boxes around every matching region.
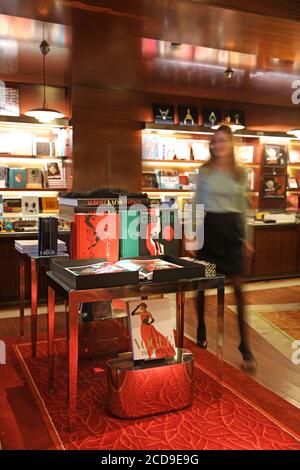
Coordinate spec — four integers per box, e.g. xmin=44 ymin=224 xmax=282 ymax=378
xmin=131 ymin=302 xmax=175 ymax=359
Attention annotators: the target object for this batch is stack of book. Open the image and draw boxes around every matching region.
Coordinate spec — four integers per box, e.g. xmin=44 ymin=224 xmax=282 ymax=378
xmin=14 ymin=239 xmax=67 ymax=255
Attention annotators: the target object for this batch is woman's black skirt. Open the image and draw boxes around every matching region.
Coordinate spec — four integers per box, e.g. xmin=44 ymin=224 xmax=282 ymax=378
xmin=197 ymin=212 xmax=245 ymax=276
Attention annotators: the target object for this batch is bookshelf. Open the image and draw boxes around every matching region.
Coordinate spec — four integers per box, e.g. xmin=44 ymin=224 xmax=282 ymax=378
xmin=142 ymin=123 xmax=300 ymax=211
xmin=0 ymin=117 xmax=72 ymax=233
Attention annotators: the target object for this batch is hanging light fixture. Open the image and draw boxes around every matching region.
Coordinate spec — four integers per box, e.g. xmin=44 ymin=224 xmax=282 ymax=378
xmin=211 ymin=66 xmax=245 ymax=132
xmin=286 ymin=129 xmax=300 ymax=139
xmin=25 ymin=25 xmax=64 ymax=123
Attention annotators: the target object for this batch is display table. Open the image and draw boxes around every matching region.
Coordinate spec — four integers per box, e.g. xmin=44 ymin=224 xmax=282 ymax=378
xmin=16 ymin=251 xmax=68 ymax=357
xmin=47 ymin=271 xmax=225 ymax=431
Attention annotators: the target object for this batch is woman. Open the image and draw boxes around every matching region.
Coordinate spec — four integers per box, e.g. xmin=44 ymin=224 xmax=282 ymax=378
xmin=131 ymin=303 xmax=176 ymax=359
xmin=194 ymin=125 xmax=256 ymax=370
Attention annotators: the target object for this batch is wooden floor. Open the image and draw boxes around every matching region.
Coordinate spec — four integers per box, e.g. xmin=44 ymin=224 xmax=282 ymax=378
xmin=1 ymin=280 xmax=300 ymax=409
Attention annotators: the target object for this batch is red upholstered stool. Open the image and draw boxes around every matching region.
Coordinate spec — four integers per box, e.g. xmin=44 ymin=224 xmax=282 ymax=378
xmin=107 ymin=348 xmax=194 ymax=418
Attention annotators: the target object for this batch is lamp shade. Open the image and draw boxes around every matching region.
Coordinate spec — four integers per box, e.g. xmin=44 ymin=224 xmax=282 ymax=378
xmin=25 ymin=107 xmax=65 ymax=123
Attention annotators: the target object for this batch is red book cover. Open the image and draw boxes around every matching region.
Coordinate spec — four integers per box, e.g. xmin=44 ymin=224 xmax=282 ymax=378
xmin=73 ymin=213 xmax=119 ymax=262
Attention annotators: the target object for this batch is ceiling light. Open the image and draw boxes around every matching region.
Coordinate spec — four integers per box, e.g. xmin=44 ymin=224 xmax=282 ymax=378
xmin=25 ymin=28 xmax=64 ymax=123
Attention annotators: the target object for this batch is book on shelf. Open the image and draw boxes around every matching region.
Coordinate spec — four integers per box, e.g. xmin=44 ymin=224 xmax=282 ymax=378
xmin=26 ymin=168 xmax=43 ymax=189
xmin=235 ymin=145 xmax=254 ymax=164
xmin=157 ymin=137 xmax=176 ymax=160
xmin=191 ymin=140 xmax=210 ymax=160
xmin=286 ymin=194 xmax=299 ymax=210
xmin=117 ymin=258 xmax=182 ymax=280
xmin=8 ymin=168 xmax=27 ymax=188
xmin=141 ymin=172 xmax=158 ymax=189
xmin=0 ymin=132 xmax=12 ymax=154
xmin=0 ymin=195 xmax=3 ymax=217
xmin=289 ymin=149 xmax=300 ymax=164
xmin=10 ymin=131 xmax=32 ymax=155
xmin=41 ymin=197 xmax=59 ymax=213
xmin=127 ymin=298 xmax=176 ymax=361
xmin=155 ymin=170 xmax=180 ymax=189
xmin=142 ymin=133 xmax=159 ymax=160
xmin=72 ymin=213 xmax=119 ymax=262
xmin=245 ymin=167 xmax=255 ymax=191
xmin=288 ymin=176 xmax=298 ymax=189
xmin=21 ymin=196 xmax=40 ymax=216
xmin=33 ymin=137 xmax=52 ymax=157
xmin=3 ymin=198 xmax=22 ymax=213
xmin=0 ymin=166 xmax=8 ymax=188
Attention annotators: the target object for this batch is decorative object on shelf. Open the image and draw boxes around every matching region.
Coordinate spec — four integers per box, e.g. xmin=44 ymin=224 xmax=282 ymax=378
xmin=21 ymin=196 xmax=39 ymax=215
xmin=152 ymin=103 xmax=174 ymax=124
xmin=203 ymin=107 xmax=222 ymax=128
xmin=24 ymin=25 xmax=64 ymax=123
xmin=0 ymin=85 xmax=20 ymax=117
xmin=262 ymin=174 xmax=287 ymax=199
xmin=38 ymin=216 xmax=58 ymax=255
xmin=178 ymin=105 xmax=198 ymax=126
xmin=263 ymin=144 xmax=288 ymax=167
xmin=127 ymin=298 xmax=176 ymax=361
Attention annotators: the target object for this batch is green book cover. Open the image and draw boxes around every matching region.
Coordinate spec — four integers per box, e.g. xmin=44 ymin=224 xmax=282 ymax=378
xmin=119 ymin=210 xmax=140 ymax=258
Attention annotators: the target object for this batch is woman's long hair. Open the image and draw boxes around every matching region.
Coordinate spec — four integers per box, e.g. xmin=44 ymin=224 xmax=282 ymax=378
xmin=205 ymin=125 xmax=242 ymax=180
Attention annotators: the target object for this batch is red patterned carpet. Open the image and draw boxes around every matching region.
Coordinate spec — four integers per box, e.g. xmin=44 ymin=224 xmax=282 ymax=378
xmin=7 ymin=338 xmax=300 ymax=450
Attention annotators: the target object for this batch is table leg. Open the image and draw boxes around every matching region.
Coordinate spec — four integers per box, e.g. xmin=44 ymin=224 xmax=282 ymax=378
xmin=19 ymin=255 xmax=25 ymax=337
xmin=216 ymin=283 xmax=225 ymax=397
xmin=30 ymin=258 xmax=38 ymax=358
xmin=68 ymin=294 xmax=79 ymax=432
xmin=176 ymin=291 xmax=185 ymax=349
xmin=48 ymin=285 xmax=55 ymax=392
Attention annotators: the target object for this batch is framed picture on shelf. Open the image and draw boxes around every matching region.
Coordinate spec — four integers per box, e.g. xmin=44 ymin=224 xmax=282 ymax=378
xmin=262 ymin=174 xmax=287 ymax=198
xmin=263 ymin=144 xmax=288 ymax=167
xmin=178 ymin=105 xmax=198 ymax=126
xmin=152 ymin=103 xmax=174 ymax=124
xmin=245 ymin=168 xmax=255 ymax=191
xmin=288 ymin=176 xmax=298 ymax=189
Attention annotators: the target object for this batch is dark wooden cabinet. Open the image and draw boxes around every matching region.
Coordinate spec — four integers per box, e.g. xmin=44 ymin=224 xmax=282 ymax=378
xmin=245 ymin=224 xmax=300 ymax=279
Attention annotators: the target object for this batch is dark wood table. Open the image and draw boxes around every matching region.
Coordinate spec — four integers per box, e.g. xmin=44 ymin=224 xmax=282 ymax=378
xmin=47 ymin=271 xmax=225 ymax=431
xmin=16 ymin=250 xmax=68 ymax=357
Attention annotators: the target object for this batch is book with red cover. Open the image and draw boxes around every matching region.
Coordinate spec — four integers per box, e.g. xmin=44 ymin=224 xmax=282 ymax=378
xmin=73 ymin=213 xmax=119 ymax=262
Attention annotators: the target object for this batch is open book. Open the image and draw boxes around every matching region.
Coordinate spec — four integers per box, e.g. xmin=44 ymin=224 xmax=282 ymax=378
xmin=116 ymin=258 xmax=182 ymax=280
